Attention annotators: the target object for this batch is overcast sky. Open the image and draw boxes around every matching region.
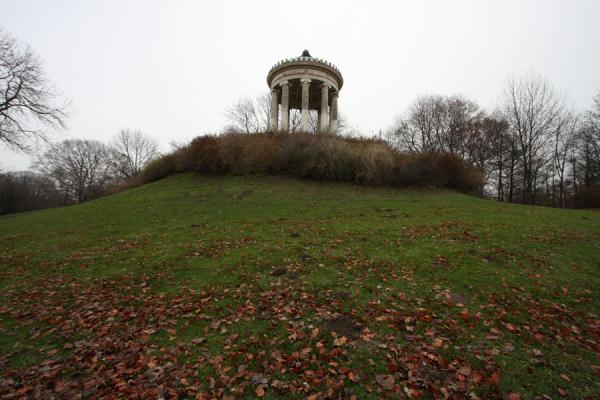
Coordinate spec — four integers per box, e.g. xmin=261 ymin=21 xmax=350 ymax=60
xmin=1 ymin=0 xmax=600 ymax=170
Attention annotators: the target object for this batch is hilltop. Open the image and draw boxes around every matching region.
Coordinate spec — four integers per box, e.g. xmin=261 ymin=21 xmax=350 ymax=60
xmin=1 ymin=174 xmax=599 ymax=399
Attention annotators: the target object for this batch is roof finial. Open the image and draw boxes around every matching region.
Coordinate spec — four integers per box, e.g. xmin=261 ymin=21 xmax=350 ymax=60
xmin=301 ymin=49 xmax=311 ymax=57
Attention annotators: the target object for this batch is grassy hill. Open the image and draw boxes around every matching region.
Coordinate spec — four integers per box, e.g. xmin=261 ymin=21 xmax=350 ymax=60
xmin=1 ymin=173 xmax=599 ymax=399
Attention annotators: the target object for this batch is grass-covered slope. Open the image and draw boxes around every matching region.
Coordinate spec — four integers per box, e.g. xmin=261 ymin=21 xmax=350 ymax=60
xmin=1 ymin=173 xmax=599 ymax=399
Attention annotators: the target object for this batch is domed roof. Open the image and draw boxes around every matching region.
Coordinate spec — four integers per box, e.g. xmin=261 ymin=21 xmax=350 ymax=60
xmin=267 ymin=50 xmax=343 ymax=89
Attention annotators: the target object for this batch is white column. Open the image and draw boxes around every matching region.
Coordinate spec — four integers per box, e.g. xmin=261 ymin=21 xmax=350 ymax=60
xmin=329 ymin=91 xmax=338 ymax=133
xmin=300 ymin=78 xmax=311 ymax=132
xmin=320 ymin=84 xmax=330 ymax=132
xmin=270 ymin=88 xmax=278 ymax=131
xmin=281 ymin=81 xmax=290 ymax=132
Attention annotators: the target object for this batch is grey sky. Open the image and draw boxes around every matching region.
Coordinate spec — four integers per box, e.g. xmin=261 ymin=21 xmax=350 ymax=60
xmin=1 ymin=0 xmax=599 ymax=170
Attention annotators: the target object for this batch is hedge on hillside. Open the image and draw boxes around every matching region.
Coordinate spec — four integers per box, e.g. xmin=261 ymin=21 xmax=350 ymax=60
xmin=139 ymin=132 xmax=484 ymax=193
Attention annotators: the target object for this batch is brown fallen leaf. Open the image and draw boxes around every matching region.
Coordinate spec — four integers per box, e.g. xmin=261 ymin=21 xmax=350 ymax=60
xmin=348 ymin=371 xmax=357 ymax=382
xmin=255 ymin=384 xmax=266 ymax=397
xmin=375 ymin=374 xmax=394 ymax=390
xmin=191 ymin=337 xmax=206 ymax=345
xmin=333 ymin=336 xmax=348 ymax=346
xmin=559 ymin=373 xmax=570 ymax=382
xmin=487 ymin=371 xmax=501 ymax=385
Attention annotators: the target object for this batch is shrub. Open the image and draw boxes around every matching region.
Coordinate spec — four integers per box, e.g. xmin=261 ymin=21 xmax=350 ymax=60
xmin=356 ymin=142 xmax=395 ymax=185
xmin=276 ymin=132 xmax=318 ymax=177
xmin=138 ymin=132 xmax=484 ymax=194
xmin=396 ymin=153 xmax=483 ymax=192
xmin=140 ymin=154 xmax=176 ymax=183
xmin=569 ymin=186 xmax=600 ymax=209
xmin=176 ymin=136 xmax=223 ymax=174
xmin=218 ymin=133 xmax=279 ymax=175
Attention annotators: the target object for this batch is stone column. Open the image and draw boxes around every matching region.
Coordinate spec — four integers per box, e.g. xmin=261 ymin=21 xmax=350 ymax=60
xmin=281 ymin=81 xmax=290 ymax=132
xmin=300 ymin=78 xmax=311 ymax=131
xmin=329 ymin=91 xmax=338 ymax=133
xmin=320 ymin=84 xmax=330 ymax=132
xmin=270 ymin=88 xmax=279 ymax=131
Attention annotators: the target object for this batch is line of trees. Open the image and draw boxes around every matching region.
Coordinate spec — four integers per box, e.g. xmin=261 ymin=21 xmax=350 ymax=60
xmin=0 ymin=28 xmax=162 ymax=215
xmin=388 ymin=74 xmax=600 ymax=207
xmin=0 ymin=129 xmax=159 ymax=214
xmin=2 ymin=27 xmax=599 ymax=212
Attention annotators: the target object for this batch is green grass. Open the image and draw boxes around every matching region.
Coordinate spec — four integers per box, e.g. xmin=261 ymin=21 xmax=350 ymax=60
xmin=1 ymin=173 xmax=599 ymax=398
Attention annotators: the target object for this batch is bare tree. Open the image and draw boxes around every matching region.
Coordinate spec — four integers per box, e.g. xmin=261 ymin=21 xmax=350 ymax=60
xmin=255 ymin=93 xmax=272 ymax=131
xmin=288 ymin=109 xmax=302 ymax=132
xmin=502 ymin=74 xmax=566 ymax=204
xmin=0 ymin=29 xmax=68 ymax=151
xmin=0 ymin=170 xmax=63 ymax=215
xmin=226 ymin=92 xmax=352 ymax=135
xmin=389 ymin=95 xmax=443 ymax=153
xmin=111 ymin=129 xmax=159 ymax=178
xmin=389 ymin=94 xmax=482 ymax=156
xmin=550 ymin=111 xmax=578 ymax=207
xmin=225 ymin=97 xmax=262 ymax=133
xmin=445 ymin=96 xmax=483 ymax=158
xmin=574 ymin=92 xmax=600 ymax=189
xmin=287 ymin=109 xmax=319 ymax=133
xmin=479 ymin=115 xmax=510 ymax=201
xmin=36 ymin=139 xmax=115 ymax=203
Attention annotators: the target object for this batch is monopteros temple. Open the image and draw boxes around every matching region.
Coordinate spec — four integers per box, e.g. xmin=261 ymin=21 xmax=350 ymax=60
xmin=267 ymin=50 xmax=343 ymax=133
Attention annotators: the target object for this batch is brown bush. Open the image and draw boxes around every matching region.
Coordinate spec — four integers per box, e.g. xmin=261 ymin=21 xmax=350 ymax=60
xmin=140 ymin=154 xmax=176 ymax=182
xmin=396 ymin=153 xmax=483 ymax=192
xmin=218 ymin=133 xmax=279 ymax=175
xmin=138 ymin=132 xmax=483 ymax=194
xmin=176 ymin=136 xmax=223 ymax=174
xmin=568 ymin=186 xmax=600 ymax=209
xmin=356 ymin=142 xmax=396 ymax=185
xmin=276 ymin=132 xmax=318 ymax=177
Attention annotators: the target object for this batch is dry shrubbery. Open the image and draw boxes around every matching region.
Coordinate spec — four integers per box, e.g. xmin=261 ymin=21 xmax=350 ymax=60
xmin=138 ymin=132 xmax=483 ymax=193
xmin=568 ymin=186 xmax=600 ymax=209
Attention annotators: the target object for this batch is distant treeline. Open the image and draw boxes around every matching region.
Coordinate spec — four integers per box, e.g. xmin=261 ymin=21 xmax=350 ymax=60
xmin=387 ymin=77 xmax=600 ymax=208
xmin=2 ymin=75 xmax=599 ymax=215
xmin=0 ymin=129 xmax=158 ymax=215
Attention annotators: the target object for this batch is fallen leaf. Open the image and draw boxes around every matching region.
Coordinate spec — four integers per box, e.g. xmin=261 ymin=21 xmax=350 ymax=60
xmin=375 ymin=374 xmax=394 ymax=390
xmin=255 ymin=384 xmax=266 ymax=397
xmin=191 ymin=337 xmax=206 ymax=345
xmin=333 ymin=336 xmax=347 ymax=346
